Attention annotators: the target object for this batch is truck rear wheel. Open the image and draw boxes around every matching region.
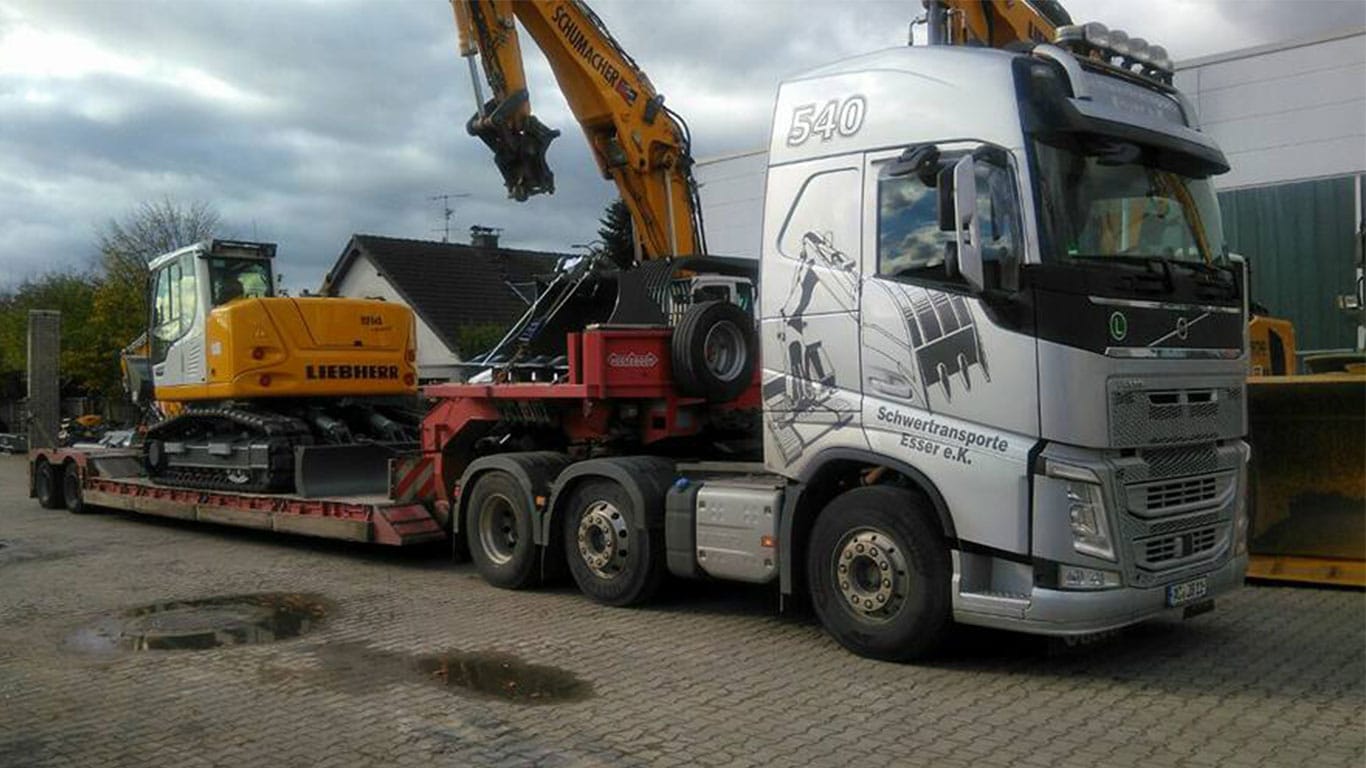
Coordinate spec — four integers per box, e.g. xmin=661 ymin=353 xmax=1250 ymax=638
xmin=35 ymin=460 xmax=64 ymax=510
xmin=806 ymin=485 xmax=950 ymax=661
xmin=63 ymin=462 xmax=90 ymax=515
xmin=465 ymin=471 xmax=540 ymax=590
xmin=563 ymin=479 xmax=664 ymax=606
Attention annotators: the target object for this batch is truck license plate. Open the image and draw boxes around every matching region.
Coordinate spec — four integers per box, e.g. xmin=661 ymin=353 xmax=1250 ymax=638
xmin=1166 ymin=576 xmax=1208 ymax=607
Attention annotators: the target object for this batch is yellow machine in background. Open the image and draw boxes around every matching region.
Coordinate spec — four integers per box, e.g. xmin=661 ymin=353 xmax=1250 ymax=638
xmin=1246 ymin=310 xmax=1365 ymax=587
xmin=124 ymin=239 xmax=420 ymax=496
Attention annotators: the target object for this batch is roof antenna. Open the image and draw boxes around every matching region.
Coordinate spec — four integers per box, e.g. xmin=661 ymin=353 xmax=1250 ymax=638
xmin=429 ymin=193 xmax=471 ymax=242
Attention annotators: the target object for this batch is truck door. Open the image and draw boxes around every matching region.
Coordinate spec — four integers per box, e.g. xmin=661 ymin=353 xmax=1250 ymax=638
xmin=859 ymin=146 xmax=1037 ymax=431
xmin=759 ymin=157 xmax=866 ymax=471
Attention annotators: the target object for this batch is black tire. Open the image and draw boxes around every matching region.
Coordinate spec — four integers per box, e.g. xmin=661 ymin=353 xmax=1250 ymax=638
xmin=806 ymin=485 xmax=950 ymax=661
xmin=671 ymin=300 xmax=756 ymax=402
xmin=63 ymin=462 xmax=91 ymax=514
xmin=35 ymin=460 xmax=65 ymax=510
xmin=465 ymin=471 xmax=540 ymax=590
xmin=562 ymin=479 xmax=664 ymax=606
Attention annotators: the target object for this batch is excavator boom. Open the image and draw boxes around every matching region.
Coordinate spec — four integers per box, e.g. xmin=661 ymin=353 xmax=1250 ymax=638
xmin=451 ymin=0 xmax=702 ymax=260
xmin=934 ymin=0 xmax=1073 ymax=48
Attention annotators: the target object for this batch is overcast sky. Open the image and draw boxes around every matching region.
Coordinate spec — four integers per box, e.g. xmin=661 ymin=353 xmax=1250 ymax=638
xmin=2 ymin=0 xmax=1363 ymax=292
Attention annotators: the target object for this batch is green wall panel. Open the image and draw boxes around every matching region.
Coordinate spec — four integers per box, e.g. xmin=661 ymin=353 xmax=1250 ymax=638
xmin=1219 ymin=175 xmax=1360 ymax=352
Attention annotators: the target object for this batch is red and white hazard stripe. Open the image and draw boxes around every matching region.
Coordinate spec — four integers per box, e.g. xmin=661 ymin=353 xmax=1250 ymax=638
xmin=389 ymin=455 xmax=437 ymax=504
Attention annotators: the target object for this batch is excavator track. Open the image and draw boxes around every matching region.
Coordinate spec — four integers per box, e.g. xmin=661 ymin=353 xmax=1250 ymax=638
xmin=144 ymin=407 xmax=313 ymax=494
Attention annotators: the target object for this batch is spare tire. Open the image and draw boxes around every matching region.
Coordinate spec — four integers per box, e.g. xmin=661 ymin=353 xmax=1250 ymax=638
xmin=671 ymin=300 xmax=756 ymax=402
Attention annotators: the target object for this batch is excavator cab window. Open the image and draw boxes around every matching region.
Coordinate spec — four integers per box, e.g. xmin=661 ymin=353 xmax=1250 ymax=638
xmin=150 ymin=253 xmax=198 ymax=365
xmin=209 ymin=257 xmax=273 ymax=306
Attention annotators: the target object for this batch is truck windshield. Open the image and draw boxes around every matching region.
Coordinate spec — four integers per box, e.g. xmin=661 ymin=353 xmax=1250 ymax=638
xmin=209 ymin=257 xmax=274 ymax=306
xmin=1032 ymin=139 xmax=1226 ymax=266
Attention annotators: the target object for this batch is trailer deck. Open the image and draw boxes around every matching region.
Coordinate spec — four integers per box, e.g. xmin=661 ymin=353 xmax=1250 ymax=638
xmin=30 ymin=447 xmax=447 ymax=547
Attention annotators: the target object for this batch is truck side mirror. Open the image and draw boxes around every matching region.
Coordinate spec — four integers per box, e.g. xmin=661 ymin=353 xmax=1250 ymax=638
xmin=951 ymin=155 xmax=984 ymax=292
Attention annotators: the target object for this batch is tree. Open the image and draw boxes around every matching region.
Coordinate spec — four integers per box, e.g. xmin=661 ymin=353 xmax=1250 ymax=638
xmin=597 ymin=198 xmax=635 ymax=269
xmin=0 ymin=271 xmax=100 ymax=394
xmin=86 ymin=198 xmax=223 ymax=397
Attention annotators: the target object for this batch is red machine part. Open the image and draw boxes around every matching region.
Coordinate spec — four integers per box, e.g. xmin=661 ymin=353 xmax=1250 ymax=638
xmin=421 ymin=327 xmax=759 ymax=504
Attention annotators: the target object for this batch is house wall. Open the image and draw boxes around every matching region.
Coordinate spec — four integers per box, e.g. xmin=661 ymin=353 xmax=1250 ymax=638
xmin=695 ymin=149 xmax=767 ymax=260
xmin=1174 ymin=29 xmax=1365 ymax=192
xmin=1175 ymin=29 xmax=1366 ymax=352
xmin=331 ymin=254 xmax=463 ymax=381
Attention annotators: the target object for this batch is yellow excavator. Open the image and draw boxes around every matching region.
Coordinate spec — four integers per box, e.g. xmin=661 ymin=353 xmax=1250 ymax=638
xmin=122 ymin=239 xmax=421 ymax=496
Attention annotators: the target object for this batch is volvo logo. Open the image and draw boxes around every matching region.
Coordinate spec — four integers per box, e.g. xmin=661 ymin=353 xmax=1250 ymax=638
xmin=1175 ymin=316 xmax=1190 ymax=340
xmin=1108 ymin=311 xmax=1128 ymax=342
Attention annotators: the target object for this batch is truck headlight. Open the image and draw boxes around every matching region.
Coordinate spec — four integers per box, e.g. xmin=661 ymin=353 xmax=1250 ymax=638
xmin=1047 ymin=461 xmax=1116 ymax=561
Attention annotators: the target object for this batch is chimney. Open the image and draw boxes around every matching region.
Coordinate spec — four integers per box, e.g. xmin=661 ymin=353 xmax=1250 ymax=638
xmin=469 ymin=225 xmax=502 ymax=249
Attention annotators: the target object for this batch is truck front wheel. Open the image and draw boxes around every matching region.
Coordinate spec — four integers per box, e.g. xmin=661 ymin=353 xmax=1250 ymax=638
xmin=562 ymin=479 xmax=664 ymax=606
xmin=465 ymin=471 xmax=540 ymax=590
xmin=806 ymin=486 xmax=950 ymax=661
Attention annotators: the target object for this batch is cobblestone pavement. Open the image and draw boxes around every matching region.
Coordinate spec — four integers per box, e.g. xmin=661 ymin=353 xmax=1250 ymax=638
xmin=1 ymin=455 xmax=1362 ymax=768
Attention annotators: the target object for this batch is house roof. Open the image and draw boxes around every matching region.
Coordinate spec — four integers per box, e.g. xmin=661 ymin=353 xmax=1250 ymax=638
xmin=322 ymin=234 xmax=565 ymax=355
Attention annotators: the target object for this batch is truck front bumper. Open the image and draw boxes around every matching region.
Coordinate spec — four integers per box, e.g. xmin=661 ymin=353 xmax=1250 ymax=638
xmin=953 ymin=552 xmax=1247 ymax=636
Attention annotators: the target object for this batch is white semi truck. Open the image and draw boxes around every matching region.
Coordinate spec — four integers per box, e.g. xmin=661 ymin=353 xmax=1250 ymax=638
xmin=436 ymin=1 xmax=1250 ymax=661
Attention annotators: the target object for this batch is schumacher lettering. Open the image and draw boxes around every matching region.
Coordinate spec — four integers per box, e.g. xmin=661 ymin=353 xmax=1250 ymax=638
xmin=305 ymin=364 xmax=400 ymax=380
xmin=553 ymin=4 xmax=637 ymax=104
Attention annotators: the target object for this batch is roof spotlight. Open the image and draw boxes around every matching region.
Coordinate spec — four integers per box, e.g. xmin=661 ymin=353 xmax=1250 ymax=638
xmin=1147 ymin=45 xmax=1173 ymax=72
xmin=1108 ymin=29 xmax=1131 ymax=59
xmin=1082 ymin=22 xmax=1110 ymax=49
xmin=1128 ymin=37 xmax=1151 ymax=66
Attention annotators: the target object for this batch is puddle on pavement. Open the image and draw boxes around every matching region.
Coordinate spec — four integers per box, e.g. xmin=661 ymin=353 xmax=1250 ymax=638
xmin=415 ymin=651 xmax=592 ymax=704
xmin=66 ymin=593 xmax=331 ymax=653
xmin=296 ymin=642 xmax=593 ymax=705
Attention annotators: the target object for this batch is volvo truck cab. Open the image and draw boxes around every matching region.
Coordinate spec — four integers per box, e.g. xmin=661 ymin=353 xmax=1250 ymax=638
xmin=759 ymin=33 xmax=1246 ymax=646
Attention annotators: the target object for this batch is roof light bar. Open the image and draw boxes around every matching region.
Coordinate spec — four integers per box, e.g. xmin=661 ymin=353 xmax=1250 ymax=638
xmin=1052 ymin=21 xmax=1173 ymax=83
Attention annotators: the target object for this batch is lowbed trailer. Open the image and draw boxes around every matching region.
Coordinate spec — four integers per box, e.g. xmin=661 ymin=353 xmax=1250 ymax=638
xmin=28 ymin=447 xmax=447 ymax=547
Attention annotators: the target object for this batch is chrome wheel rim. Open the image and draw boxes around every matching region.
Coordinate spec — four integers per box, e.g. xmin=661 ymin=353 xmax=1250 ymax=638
xmin=833 ymin=527 xmax=910 ymax=622
xmin=577 ymin=500 xmax=629 ymax=579
xmin=478 ymin=493 xmax=519 ymax=565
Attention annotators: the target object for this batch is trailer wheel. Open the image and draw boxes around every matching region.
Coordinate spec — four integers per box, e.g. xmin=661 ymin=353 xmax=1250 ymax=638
xmin=34 ymin=460 xmax=65 ymax=510
xmin=806 ymin=486 xmax=950 ymax=661
xmin=63 ymin=462 xmax=90 ymax=515
xmin=465 ymin=471 xmax=540 ymax=590
xmin=672 ymin=300 xmax=755 ymax=402
xmin=563 ymin=479 xmax=664 ymax=606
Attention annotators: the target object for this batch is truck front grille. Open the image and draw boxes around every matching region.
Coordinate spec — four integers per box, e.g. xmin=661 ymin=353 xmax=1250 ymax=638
xmin=1146 ymin=477 xmax=1218 ymax=511
xmin=1108 ymin=382 xmax=1243 ymax=448
xmin=1139 ymin=526 xmax=1221 ymax=569
xmin=1114 ymin=443 xmax=1242 ymax=587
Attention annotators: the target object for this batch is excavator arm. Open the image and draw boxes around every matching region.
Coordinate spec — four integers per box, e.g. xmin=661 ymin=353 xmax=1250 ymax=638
xmin=932 ymin=0 xmax=1073 ymax=48
xmin=450 ymin=0 xmax=702 ymax=260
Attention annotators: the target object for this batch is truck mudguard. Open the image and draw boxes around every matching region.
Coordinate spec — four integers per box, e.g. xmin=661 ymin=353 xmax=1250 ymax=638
xmin=455 ymin=451 xmax=571 ymax=540
xmin=544 ymin=456 xmax=676 ymax=544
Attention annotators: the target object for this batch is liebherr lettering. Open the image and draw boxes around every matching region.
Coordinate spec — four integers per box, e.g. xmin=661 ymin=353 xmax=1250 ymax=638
xmin=552 ymin=4 xmax=638 ymax=104
xmin=305 ymin=364 xmax=400 ymax=380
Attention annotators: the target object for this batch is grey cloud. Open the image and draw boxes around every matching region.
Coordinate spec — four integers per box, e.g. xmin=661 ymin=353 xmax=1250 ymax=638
xmin=2 ymin=0 xmax=1360 ymax=292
